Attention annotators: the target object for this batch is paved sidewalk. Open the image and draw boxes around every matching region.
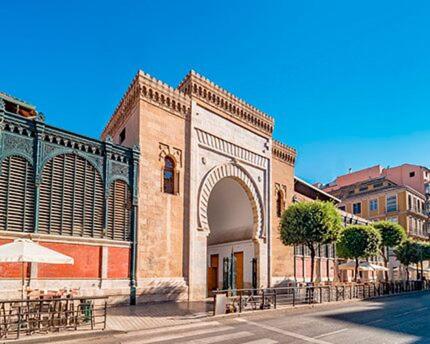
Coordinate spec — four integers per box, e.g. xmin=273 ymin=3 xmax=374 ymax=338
xmin=106 ymin=301 xmax=213 ymax=332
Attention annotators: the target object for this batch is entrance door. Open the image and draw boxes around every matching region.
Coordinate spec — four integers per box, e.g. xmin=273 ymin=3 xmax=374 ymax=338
xmin=207 ymin=254 xmax=219 ymax=294
xmin=234 ymin=252 xmax=244 ymax=290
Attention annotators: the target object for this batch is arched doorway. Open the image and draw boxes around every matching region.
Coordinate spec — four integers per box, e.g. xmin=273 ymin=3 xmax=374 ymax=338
xmin=206 ymin=177 xmax=258 ymax=294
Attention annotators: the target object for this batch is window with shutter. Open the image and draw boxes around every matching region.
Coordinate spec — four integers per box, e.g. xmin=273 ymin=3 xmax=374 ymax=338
xmin=0 ymin=156 xmax=35 ymax=232
xmin=107 ymin=180 xmax=131 ymax=241
xmin=39 ymin=154 xmax=104 ymax=238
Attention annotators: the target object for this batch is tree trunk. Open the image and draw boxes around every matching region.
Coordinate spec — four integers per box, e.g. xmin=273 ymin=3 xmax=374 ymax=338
xmin=421 ymin=260 xmax=424 ymax=281
xmin=406 ymin=266 xmax=409 ymax=282
xmin=354 ymin=258 xmax=359 ymax=282
xmin=381 ymin=247 xmax=388 ymax=282
xmin=309 ymin=245 xmax=315 ymax=283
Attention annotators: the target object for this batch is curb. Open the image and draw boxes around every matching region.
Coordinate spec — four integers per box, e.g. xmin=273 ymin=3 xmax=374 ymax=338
xmin=1 ymin=329 xmax=123 ymax=344
xmin=3 ymin=290 xmax=429 ymax=342
xmin=211 ymin=289 xmax=430 ymax=319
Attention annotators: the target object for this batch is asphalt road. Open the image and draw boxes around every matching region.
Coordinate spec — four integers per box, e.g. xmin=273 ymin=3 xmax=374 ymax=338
xmin=53 ymin=292 xmax=430 ymax=344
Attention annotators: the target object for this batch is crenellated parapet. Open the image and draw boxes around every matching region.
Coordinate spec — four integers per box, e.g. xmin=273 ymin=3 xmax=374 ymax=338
xmin=178 ymin=70 xmax=274 ymax=137
xmin=102 ymin=72 xmax=141 ymax=141
xmin=138 ymin=70 xmax=191 ymax=120
xmin=272 ymin=139 xmax=296 ymax=166
xmin=102 ymin=70 xmax=192 ymax=140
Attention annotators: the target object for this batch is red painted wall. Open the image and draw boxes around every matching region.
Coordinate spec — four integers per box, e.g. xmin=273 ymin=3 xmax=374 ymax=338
xmin=328 ymin=260 xmax=335 ymax=279
xmin=296 ymin=258 xmax=303 ymax=279
xmin=305 ymin=258 xmax=312 ymax=279
xmin=38 ymin=242 xmax=101 ymax=279
xmin=108 ymin=247 xmax=130 ymax=279
xmin=321 ymin=259 xmax=327 ymax=279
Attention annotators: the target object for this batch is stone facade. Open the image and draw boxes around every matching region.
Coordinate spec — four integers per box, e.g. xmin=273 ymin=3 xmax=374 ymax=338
xmin=103 ymin=72 xmax=190 ymax=301
xmin=270 ymin=141 xmax=296 ymax=286
xmin=102 ymin=70 xmax=298 ymax=301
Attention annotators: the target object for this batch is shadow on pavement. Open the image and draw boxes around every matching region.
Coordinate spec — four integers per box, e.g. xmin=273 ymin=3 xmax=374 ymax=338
xmin=318 ymin=292 xmax=430 ymax=343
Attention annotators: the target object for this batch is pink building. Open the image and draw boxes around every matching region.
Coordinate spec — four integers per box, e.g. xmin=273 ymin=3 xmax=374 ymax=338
xmin=323 ymin=164 xmax=430 ymax=197
xmin=321 ymin=163 xmax=430 ymax=237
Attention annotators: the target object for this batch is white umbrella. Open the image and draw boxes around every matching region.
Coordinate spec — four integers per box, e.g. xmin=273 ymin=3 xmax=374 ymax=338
xmin=338 ymin=261 xmax=375 ymax=271
xmin=368 ymin=264 xmax=389 ymax=272
xmin=0 ymin=238 xmax=74 ymax=298
xmin=407 ymin=266 xmax=430 ymax=273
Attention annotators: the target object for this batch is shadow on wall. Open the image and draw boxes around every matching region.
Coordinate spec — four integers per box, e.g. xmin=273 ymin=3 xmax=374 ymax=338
xmin=272 ymin=279 xmax=297 ymax=288
xmin=134 ymin=284 xmax=189 ymax=304
xmin=109 ymin=287 xmax=213 ymax=319
xmin=319 ymin=292 xmax=430 ymax=343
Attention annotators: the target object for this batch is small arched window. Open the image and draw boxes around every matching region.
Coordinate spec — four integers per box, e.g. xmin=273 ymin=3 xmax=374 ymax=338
xmin=276 ymin=190 xmax=284 ymax=218
xmin=163 ymin=156 xmax=176 ymax=194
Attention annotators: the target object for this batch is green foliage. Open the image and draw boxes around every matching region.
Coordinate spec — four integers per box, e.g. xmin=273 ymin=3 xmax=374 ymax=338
xmin=336 ymin=225 xmax=381 ymax=260
xmin=422 ymin=242 xmax=430 ymax=261
xmin=394 ymin=240 xmax=421 ymax=266
xmin=373 ymin=221 xmax=406 ymax=248
xmin=280 ymin=201 xmax=343 ymax=247
xmin=414 ymin=241 xmax=430 ymax=261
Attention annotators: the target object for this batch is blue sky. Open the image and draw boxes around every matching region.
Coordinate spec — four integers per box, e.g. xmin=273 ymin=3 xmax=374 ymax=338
xmin=2 ymin=1 xmax=429 ymax=183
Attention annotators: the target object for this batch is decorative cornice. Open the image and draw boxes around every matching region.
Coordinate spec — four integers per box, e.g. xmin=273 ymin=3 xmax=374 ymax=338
xmin=178 ymin=70 xmax=274 ymax=136
xmin=102 ymin=70 xmax=192 ymax=140
xmin=272 ymin=140 xmax=296 ymax=166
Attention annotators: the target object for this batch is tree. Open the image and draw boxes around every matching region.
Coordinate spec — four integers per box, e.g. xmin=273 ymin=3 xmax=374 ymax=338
xmin=394 ymin=240 xmax=421 ymax=281
xmin=373 ymin=221 xmax=406 ymax=281
xmin=414 ymin=241 xmax=430 ymax=281
xmin=280 ymin=201 xmax=343 ymax=283
xmin=336 ymin=225 xmax=381 ymax=282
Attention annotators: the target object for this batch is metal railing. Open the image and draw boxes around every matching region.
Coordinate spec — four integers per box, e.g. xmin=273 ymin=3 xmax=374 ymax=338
xmin=0 ymin=296 xmax=108 ymax=339
xmin=212 ymin=280 xmax=430 ymax=315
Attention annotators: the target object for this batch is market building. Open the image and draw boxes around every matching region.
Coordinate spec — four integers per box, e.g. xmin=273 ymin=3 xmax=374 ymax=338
xmin=0 ymin=70 xmax=383 ymax=304
xmin=0 ymin=92 xmax=139 ymax=302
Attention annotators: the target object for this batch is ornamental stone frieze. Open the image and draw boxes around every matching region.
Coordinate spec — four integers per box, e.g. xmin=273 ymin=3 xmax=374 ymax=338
xmin=195 ymin=128 xmax=268 ymax=169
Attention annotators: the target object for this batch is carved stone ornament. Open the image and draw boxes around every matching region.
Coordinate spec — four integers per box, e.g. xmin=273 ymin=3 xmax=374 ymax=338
xmin=275 ymin=183 xmax=288 ymax=201
xmin=159 ymin=142 xmax=182 ymax=167
xmin=195 ymin=128 xmax=268 ymax=169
